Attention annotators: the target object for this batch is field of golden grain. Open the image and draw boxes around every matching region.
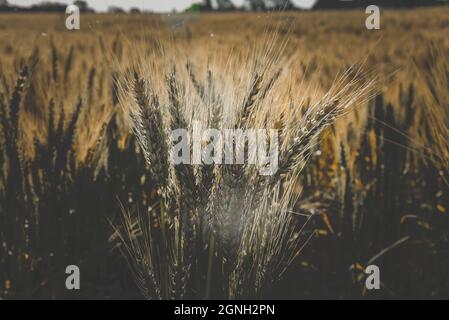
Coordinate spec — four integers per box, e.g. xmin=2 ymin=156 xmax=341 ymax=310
xmin=0 ymin=8 xmax=448 ymax=299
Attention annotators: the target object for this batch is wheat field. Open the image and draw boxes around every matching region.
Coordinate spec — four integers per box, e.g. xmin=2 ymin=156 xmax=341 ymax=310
xmin=0 ymin=7 xmax=448 ymax=299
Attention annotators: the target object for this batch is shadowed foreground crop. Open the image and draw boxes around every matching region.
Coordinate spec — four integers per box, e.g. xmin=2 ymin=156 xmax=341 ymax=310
xmin=0 ymin=8 xmax=448 ymax=299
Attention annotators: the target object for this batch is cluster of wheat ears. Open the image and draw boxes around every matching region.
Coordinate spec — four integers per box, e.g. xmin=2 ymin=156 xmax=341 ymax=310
xmin=111 ymin=30 xmax=378 ymax=300
xmin=1 ymin=9 xmax=448 ymax=300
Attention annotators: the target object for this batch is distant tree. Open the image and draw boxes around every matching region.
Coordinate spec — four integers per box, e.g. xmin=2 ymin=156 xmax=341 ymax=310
xmin=265 ymin=0 xmax=294 ymax=9
xmin=0 ymin=0 xmax=8 ymax=7
xmin=129 ymin=7 xmax=141 ymax=14
xmin=212 ymin=0 xmax=235 ymax=11
xmin=30 ymin=1 xmax=67 ymax=12
xmin=108 ymin=6 xmax=125 ymax=14
xmin=185 ymin=3 xmax=203 ymax=12
xmin=312 ymin=0 xmax=337 ymax=9
xmin=244 ymin=0 xmax=266 ymax=10
xmin=73 ymin=1 xmax=92 ymax=13
xmin=187 ymin=0 xmax=236 ymax=12
xmin=203 ymin=0 xmax=212 ymax=10
xmin=243 ymin=0 xmax=295 ymax=11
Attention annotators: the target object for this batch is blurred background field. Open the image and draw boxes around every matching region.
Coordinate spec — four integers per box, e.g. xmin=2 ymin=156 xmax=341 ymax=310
xmin=0 ymin=6 xmax=448 ymax=299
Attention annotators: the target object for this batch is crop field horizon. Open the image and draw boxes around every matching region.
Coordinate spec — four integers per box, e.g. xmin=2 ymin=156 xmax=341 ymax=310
xmin=0 ymin=7 xmax=448 ymax=300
